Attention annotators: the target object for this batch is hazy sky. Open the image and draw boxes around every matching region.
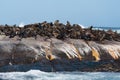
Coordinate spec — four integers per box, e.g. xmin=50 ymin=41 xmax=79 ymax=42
xmin=0 ymin=0 xmax=120 ymax=27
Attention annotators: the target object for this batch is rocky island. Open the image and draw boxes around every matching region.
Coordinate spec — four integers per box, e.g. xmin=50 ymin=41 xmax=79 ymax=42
xmin=0 ymin=20 xmax=120 ymax=72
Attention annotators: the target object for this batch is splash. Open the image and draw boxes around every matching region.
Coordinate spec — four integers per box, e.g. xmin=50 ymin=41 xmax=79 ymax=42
xmin=0 ymin=70 xmax=120 ymax=80
xmin=19 ymin=22 xmax=24 ymax=27
xmin=79 ymin=24 xmax=86 ymax=28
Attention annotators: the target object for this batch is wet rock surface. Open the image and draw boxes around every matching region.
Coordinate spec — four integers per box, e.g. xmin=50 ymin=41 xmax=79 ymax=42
xmin=0 ymin=58 xmax=120 ymax=72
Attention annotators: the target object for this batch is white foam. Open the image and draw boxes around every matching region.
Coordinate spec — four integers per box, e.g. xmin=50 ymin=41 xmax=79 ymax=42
xmin=19 ymin=22 xmax=24 ymax=27
xmin=78 ymin=24 xmax=86 ymax=28
xmin=0 ymin=70 xmax=120 ymax=80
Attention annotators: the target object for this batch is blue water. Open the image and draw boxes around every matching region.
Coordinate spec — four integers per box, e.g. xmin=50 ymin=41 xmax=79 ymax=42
xmin=93 ymin=27 xmax=120 ymax=33
xmin=0 ymin=70 xmax=120 ymax=80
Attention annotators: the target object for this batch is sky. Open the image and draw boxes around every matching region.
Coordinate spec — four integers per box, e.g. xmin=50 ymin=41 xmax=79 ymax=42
xmin=0 ymin=0 xmax=120 ymax=27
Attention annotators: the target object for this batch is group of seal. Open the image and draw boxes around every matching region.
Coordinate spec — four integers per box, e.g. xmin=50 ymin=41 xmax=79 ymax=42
xmin=0 ymin=20 xmax=120 ymax=42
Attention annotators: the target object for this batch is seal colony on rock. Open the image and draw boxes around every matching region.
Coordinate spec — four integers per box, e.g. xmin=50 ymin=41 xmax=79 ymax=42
xmin=0 ymin=20 xmax=120 ymax=42
xmin=0 ymin=20 xmax=120 ymax=72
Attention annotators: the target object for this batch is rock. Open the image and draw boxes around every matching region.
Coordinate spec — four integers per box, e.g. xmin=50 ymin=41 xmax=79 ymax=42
xmin=0 ymin=21 xmax=120 ymax=72
xmin=0 ymin=37 xmax=120 ymax=72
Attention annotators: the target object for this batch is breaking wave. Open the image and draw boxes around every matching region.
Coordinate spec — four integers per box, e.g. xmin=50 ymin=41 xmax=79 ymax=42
xmin=0 ymin=70 xmax=120 ymax=80
xmin=19 ymin=22 xmax=24 ymax=27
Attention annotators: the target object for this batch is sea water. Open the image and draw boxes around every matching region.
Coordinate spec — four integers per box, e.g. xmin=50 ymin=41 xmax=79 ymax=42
xmin=93 ymin=27 xmax=120 ymax=33
xmin=0 ymin=70 xmax=120 ymax=80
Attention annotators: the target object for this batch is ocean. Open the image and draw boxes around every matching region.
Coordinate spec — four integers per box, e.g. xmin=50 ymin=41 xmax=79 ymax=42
xmin=0 ymin=70 xmax=120 ymax=80
xmin=93 ymin=27 xmax=120 ymax=33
